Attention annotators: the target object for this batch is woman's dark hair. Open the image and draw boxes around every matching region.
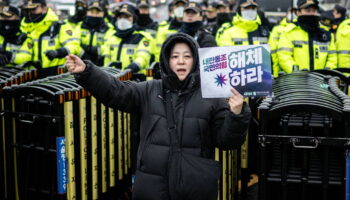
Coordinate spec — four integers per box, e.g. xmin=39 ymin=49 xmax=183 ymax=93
xmin=168 ymin=39 xmax=194 ymax=57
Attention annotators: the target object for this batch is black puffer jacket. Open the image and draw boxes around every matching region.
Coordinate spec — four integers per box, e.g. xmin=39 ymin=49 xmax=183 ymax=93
xmin=75 ymin=33 xmax=251 ymax=200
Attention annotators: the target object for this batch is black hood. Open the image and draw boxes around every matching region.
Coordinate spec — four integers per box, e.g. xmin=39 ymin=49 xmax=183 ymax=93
xmin=159 ymin=33 xmax=200 ymax=92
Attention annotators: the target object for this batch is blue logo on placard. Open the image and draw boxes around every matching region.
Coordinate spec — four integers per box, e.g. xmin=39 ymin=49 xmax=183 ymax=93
xmin=215 ymin=73 xmax=227 ymax=87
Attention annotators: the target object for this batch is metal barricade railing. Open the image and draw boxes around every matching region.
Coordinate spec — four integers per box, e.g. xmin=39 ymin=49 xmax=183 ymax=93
xmin=0 ymin=66 xmax=39 ymax=200
xmin=215 ymin=149 xmax=239 ymax=200
xmin=1 ymin=67 xmax=134 ymax=200
xmin=146 ymin=62 xmax=161 ymax=81
xmin=258 ymin=71 xmax=350 ymax=200
xmin=333 ymin=68 xmax=350 ymax=200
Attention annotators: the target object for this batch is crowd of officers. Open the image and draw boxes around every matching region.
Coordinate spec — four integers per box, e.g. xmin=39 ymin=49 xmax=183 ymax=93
xmin=0 ymin=0 xmax=349 ymax=78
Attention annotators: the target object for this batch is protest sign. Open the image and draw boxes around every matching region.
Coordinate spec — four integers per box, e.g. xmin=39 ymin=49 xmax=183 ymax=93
xmin=199 ymin=44 xmax=272 ymax=98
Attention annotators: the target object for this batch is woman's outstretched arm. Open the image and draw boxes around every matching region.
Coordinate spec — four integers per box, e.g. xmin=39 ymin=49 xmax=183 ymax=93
xmin=66 ymin=54 xmax=146 ymax=113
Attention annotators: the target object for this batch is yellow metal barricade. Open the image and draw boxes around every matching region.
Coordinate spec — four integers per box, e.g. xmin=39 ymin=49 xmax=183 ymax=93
xmin=91 ymin=97 xmax=98 ymax=200
xmin=79 ymin=94 xmax=88 ymax=200
xmin=101 ymin=104 xmax=107 ymax=193
xmin=108 ymin=107 xmax=116 ymax=187
xmin=64 ymin=95 xmax=76 ymax=200
xmin=117 ymin=110 xmax=124 ymax=181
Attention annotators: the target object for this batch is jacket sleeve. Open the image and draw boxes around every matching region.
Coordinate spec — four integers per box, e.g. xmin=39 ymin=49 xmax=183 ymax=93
xmin=102 ymin=40 xmax=111 ymax=65
xmin=75 ymin=61 xmax=146 ymax=113
xmin=199 ymin=32 xmax=217 ymax=47
xmin=277 ymin=31 xmax=296 ymax=73
xmin=336 ymin=27 xmax=350 ymax=68
xmin=134 ymin=34 xmax=153 ymax=71
xmin=154 ymin=24 xmax=167 ymax=62
xmin=211 ymin=101 xmax=251 ymax=150
xmin=13 ymin=37 xmax=33 ymax=65
xmin=325 ymin=35 xmax=337 ymax=69
xmin=268 ymin=26 xmax=280 ymax=77
xmin=215 ymin=23 xmax=232 ymax=47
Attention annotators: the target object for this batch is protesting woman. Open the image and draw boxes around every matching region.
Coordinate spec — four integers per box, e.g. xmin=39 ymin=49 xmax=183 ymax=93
xmin=66 ymin=33 xmax=251 ymax=200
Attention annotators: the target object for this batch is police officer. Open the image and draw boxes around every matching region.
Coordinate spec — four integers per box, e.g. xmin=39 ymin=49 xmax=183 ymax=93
xmin=102 ymin=0 xmax=114 ymax=24
xmin=200 ymin=1 xmax=208 ymax=20
xmin=74 ymin=0 xmax=115 ymax=65
xmin=136 ymin=0 xmax=158 ymax=38
xmin=216 ymin=0 xmax=269 ymax=47
xmin=320 ymin=10 xmax=334 ymax=31
xmin=102 ymin=3 xmax=153 ymax=74
xmin=179 ymin=1 xmax=216 ymax=47
xmin=228 ymin=0 xmax=238 ymax=13
xmin=336 ymin=24 xmax=350 ymax=68
xmin=332 ymin=5 xmax=347 ymax=32
xmin=65 ymin=0 xmax=87 ymax=29
xmin=109 ymin=4 xmax=120 ymax=25
xmin=203 ymin=2 xmax=217 ymax=33
xmin=277 ymin=0 xmax=337 ymax=74
xmin=167 ymin=2 xmax=174 ymax=23
xmin=212 ymin=1 xmax=232 ymax=36
xmin=21 ymin=0 xmax=81 ymax=77
xmin=154 ymin=0 xmax=187 ymax=61
xmin=0 ymin=5 xmax=32 ymax=66
xmin=269 ymin=7 xmax=297 ymax=77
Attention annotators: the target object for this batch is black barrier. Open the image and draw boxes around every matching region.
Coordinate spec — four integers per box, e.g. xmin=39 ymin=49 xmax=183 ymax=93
xmin=0 ymin=66 xmax=39 ymax=200
xmin=1 ymin=67 xmax=134 ymax=200
xmin=258 ymin=71 xmax=350 ymax=200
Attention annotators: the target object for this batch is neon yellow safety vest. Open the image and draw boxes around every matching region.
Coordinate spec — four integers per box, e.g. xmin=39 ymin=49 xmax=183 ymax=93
xmin=0 ymin=33 xmax=33 ymax=67
xmin=154 ymin=21 xmax=178 ymax=62
xmin=336 ymin=18 xmax=350 ymax=68
xmin=216 ymin=15 xmax=269 ymax=47
xmin=277 ymin=23 xmax=337 ymax=73
xmin=268 ymin=18 xmax=290 ymax=77
xmin=64 ymin=18 xmax=80 ymax=29
xmin=74 ymin=20 xmax=116 ymax=65
xmin=102 ymin=30 xmax=153 ymax=74
xmin=21 ymin=8 xmax=81 ymax=68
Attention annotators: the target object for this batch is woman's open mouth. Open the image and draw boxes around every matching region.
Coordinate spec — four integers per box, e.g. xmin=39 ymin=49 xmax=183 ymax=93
xmin=177 ymin=68 xmax=187 ymax=75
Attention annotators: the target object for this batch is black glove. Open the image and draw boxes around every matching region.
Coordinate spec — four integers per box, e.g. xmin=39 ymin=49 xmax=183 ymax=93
xmin=45 ymin=48 xmax=69 ymax=60
xmin=81 ymin=45 xmax=98 ymax=56
xmin=126 ymin=62 xmax=140 ymax=73
xmin=45 ymin=50 xmax=58 ymax=60
xmin=108 ymin=61 xmax=122 ymax=69
xmin=0 ymin=53 xmax=9 ymax=66
xmin=0 ymin=51 xmax=12 ymax=66
xmin=81 ymin=44 xmax=89 ymax=52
